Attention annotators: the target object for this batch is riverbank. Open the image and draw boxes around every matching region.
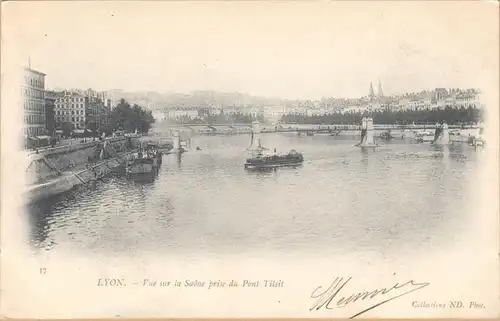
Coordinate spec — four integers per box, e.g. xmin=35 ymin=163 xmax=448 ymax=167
xmin=24 ymin=135 xmax=141 ymax=204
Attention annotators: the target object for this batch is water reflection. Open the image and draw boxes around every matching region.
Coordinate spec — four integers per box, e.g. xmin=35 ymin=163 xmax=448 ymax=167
xmin=175 ymin=152 xmax=183 ymax=168
xmin=27 ymin=199 xmax=53 ymax=247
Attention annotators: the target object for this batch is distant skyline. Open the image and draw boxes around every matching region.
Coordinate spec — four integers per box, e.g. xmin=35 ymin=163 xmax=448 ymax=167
xmin=3 ymin=1 xmax=498 ymax=100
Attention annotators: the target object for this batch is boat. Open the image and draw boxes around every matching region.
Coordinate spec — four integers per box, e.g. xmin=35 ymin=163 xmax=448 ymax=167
xmin=244 ymin=149 xmax=304 ymax=170
xmin=315 ymin=128 xmax=341 ymax=136
xmin=470 ymin=127 xmax=485 ymax=147
xmin=126 ymin=157 xmax=154 ymax=176
xmin=471 ymin=135 xmax=485 ymax=147
xmin=413 ymin=130 xmax=434 ymax=143
xmin=329 ymin=130 xmax=341 ymax=136
xmin=380 ymin=131 xmax=394 ymax=140
xmin=145 ymin=143 xmax=163 ymax=165
xmin=245 ymin=121 xmax=304 ymax=170
xmin=125 ymin=146 xmax=162 ymax=177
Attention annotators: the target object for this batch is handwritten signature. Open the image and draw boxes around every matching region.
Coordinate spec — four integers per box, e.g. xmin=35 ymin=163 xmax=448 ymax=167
xmin=310 ymin=276 xmax=430 ymax=318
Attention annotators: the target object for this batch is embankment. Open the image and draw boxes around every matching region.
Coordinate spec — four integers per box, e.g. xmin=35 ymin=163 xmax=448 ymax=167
xmin=40 ymin=136 xmax=140 ymax=171
xmin=25 ymin=135 xmax=141 ymax=204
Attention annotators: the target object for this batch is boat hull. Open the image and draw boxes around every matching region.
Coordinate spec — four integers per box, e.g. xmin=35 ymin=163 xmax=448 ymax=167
xmin=126 ymin=164 xmax=154 ymax=174
xmin=244 ymin=160 xmax=303 ymax=170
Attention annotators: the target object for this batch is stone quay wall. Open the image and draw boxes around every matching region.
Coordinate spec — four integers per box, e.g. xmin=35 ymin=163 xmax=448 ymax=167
xmin=41 ymin=136 xmax=141 ymax=172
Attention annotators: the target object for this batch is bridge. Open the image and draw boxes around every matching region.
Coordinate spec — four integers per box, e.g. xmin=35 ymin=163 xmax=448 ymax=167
xmin=153 ymin=122 xmax=477 ymax=135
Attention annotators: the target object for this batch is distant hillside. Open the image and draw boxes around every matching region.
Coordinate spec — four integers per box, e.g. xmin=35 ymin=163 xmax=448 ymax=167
xmin=105 ymin=90 xmax=286 ymax=109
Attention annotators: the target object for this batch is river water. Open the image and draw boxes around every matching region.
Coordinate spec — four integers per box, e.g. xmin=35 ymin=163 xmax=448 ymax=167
xmin=26 ymin=133 xmax=481 ymax=260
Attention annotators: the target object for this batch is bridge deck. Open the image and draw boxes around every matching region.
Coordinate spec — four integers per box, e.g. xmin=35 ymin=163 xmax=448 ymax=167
xmin=157 ymin=123 xmax=477 ymax=131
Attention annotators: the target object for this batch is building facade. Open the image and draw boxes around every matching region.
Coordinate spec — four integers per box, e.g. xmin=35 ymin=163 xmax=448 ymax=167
xmin=70 ymin=88 xmax=112 ymax=108
xmin=54 ymin=89 xmax=112 ymax=133
xmin=433 ymin=88 xmax=449 ymax=102
xmin=164 ymin=107 xmax=199 ymax=120
xmin=44 ymin=91 xmax=56 ymax=136
xmin=86 ymin=98 xmax=110 ymax=131
xmin=22 ymin=68 xmax=47 ymax=136
xmin=54 ymin=91 xmax=87 ymax=130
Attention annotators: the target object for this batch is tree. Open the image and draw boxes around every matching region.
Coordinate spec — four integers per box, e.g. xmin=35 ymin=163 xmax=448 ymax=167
xmin=88 ymin=122 xmax=98 ymax=136
xmin=280 ymin=106 xmax=483 ymax=125
xmin=98 ymin=125 xmax=113 ymax=136
xmin=110 ymin=99 xmax=155 ymax=134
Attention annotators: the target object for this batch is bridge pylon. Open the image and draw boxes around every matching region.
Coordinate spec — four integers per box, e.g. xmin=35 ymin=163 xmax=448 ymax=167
xmin=357 ymin=117 xmax=378 ymax=148
xmin=433 ymin=122 xmax=450 ymax=145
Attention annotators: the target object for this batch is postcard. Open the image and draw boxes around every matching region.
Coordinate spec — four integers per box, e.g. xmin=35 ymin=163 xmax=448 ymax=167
xmin=1 ymin=1 xmax=498 ymax=319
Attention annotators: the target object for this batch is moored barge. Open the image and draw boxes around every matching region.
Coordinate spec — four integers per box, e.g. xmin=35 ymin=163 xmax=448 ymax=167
xmin=125 ymin=145 xmax=162 ymax=177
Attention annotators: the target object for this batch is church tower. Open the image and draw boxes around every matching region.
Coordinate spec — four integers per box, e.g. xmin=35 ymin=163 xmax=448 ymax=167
xmin=369 ymin=82 xmax=375 ymax=100
xmin=377 ymin=79 xmax=384 ymax=98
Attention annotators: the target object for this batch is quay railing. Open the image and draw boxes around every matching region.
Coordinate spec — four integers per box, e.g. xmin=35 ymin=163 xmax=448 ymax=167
xmin=26 ymin=134 xmax=142 ymax=156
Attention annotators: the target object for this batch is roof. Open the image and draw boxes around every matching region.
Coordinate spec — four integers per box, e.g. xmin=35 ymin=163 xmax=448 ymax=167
xmin=45 ymin=91 xmax=57 ymax=98
xmin=24 ymin=67 xmax=46 ymax=76
xmin=55 ymin=91 xmax=86 ymax=98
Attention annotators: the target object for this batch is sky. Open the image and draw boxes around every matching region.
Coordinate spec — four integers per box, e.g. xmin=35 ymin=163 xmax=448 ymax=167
xmin=2 ymin=1 xmax=498 ymax=100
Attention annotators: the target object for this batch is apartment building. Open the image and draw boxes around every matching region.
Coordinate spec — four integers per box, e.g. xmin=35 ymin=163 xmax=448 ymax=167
xmin=22 ymin=67 xmax=47 ymax=137
xmin=54 ymin=91 xmax=87 ymax=130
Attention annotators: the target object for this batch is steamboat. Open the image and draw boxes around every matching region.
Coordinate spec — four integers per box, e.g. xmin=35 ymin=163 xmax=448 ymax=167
xmin=244 ymin=149 xmax=304 ymax=170
xmin=244 ymin=121 xmax=304 ymax=170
